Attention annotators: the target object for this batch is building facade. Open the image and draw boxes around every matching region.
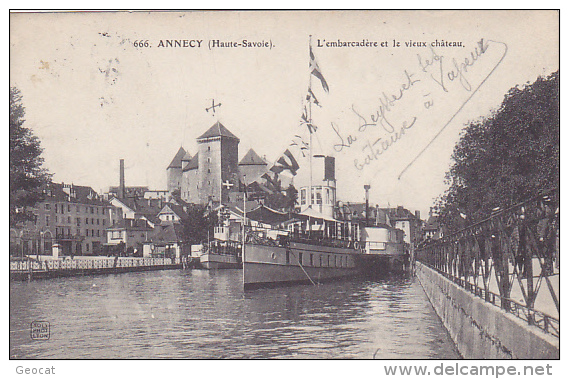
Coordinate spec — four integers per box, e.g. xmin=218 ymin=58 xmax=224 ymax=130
xmin=11 ymin=182 xmax=112 ymax=256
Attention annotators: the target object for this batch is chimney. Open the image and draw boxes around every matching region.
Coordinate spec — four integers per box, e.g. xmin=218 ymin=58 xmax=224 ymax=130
xmin=119 ymin=159 xmax=125 ymax=199
xmin=415 ymin=210 xmax=421 ymax=220
xmin=364 ymin=185 xmax=371 ymax=226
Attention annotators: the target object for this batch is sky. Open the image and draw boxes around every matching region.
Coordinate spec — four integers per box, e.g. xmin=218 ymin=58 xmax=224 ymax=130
xmin=9 ymin=10 xmax=559 ymax=218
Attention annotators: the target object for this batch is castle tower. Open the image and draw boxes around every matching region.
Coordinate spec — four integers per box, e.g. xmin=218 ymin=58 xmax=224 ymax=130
xmin=166 ymin=147 xmax=187 ymax=195
xmin=196 ymin=121 xmax=240 ymax=205
xmin=238 ymin=148 xmax=268 ymax=182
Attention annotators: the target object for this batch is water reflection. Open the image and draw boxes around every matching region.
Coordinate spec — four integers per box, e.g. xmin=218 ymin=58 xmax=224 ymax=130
xmin=10 ymin=269 xmax=459 ymax=359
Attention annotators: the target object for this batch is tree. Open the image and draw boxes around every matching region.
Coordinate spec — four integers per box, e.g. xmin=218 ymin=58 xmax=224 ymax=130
xmin=181 ymin=204 xmax=218 ymax=244
xmin=10 ymin=87 xmax=52 ymax=227
xmin=435 ymin=71 xmax=559 ymax=232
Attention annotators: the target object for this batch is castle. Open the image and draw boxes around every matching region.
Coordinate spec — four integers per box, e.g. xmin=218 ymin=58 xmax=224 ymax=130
xmin=166 ymin=121 xmax=268 ymax=205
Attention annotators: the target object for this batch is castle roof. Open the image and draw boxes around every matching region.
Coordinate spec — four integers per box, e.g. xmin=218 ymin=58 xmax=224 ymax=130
xmin=197 ymin=121 xmax=239 ymax=141
xmin=181 ymin=151 xmax=192 ymax=162
xmin=167 ymin=147 xmax=187 ymax=169
xmin=183 ymin=152 xmax=199 ymax=171
xmin=239 ymin=148 xmax=267 ymax=166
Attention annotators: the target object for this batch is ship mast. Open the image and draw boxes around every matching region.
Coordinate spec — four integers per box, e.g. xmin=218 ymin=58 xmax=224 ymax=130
xmin=308 ymin=35 xmax=314 ymax=239
xmin=308 ymin=35 xmax=313 ymax=211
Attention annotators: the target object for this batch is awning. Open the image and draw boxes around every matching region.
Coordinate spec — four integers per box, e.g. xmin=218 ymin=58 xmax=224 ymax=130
xmin=297 ymin=208 xmax=338 ymax=222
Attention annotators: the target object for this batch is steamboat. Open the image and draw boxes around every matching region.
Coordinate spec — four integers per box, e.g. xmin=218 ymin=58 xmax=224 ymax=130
xmin=203 ymin=37 xmax=412 ymax=288
xmin=241 ymin=202 xmax=410 ymax=289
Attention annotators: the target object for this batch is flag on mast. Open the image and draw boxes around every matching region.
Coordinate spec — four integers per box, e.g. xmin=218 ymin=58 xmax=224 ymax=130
xmin=270 ymin=149 xmax=300 ymax=176
xmin=301 ymin=106 xmax=317 ymax=133
xmin=309 ymin=45 xmax=329 ymax=93
xmin=306 ymin=87 xmax=321 ymax=107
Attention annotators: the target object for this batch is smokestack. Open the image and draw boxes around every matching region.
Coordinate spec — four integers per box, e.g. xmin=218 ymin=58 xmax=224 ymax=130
xmin=364 ymin=185 xmax=371 ymax=226
xmin=119 ymin=159 xmax=125 ymax=199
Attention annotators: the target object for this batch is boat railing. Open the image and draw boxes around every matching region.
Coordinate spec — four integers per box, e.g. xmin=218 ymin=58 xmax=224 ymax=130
xmin=204 ymin=241 xmax=242 ymax=257
xmin=245 ymin=231 xmax=364 ymax=251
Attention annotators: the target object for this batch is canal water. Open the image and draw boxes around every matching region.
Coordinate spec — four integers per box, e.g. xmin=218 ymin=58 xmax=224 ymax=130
xmin=10 ymin=269 xmax=460 ymax=359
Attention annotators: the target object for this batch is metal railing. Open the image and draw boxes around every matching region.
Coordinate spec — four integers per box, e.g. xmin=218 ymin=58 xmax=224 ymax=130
xmin=416 ymin=188 xmax=559 ymax=338
xmin=10 ymin=257 xmax=182 ymax=273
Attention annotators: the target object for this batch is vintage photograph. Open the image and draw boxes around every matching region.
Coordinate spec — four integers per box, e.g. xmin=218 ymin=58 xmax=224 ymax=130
xmin=9 ymin=10 xmax=559 ymax=362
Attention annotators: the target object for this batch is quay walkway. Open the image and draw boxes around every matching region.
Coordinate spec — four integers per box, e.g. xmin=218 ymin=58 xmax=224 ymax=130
xmin=415 ymin=188 xmax=559 ymax=359
xmin=10 ymin=256 xmax=187 ymax=281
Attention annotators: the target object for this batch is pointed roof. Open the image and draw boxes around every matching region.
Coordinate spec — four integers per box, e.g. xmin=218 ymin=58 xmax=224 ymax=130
xmin=183 ymin=152 xmax=199 ymax=172
xmin=197 ymin=121 xmax=239 ymax=141
xmin=167 ymin=147 xmax=187 ymax=169
xmin=181 ymin=151 xmax=192 ymax=162
xmin=239 ymin=148 xmax=267 ymax=166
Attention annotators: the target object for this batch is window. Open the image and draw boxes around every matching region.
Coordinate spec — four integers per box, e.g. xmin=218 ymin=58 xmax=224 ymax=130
xmin=68 ymin=205 xmax=71 ymax=212
xmin=45 ymin=203 xmax=51 ymax=210
xmin=85 ymin=218 xmax=89 ymax=224
xmin=76 ymin=218 xmax=80 ymax=226
xmin=55 ymin=216 xmax=58 ymax=223
xmin=319 ymin=255 xmax=323 ymax=267
xmin=97 ymin=219 xmax=99 ymax=225
xmin=309 ymin=254 xmax=313 ymax=266
xmin=97 ymin=230 xmax=100 ymax=237
xmin=86 ymin=243 xmax=89 ymax=252
xmin=96 ymin=207 xmax=99 ymax=214
xmin=103 ymin=219 xmax=106 ymax=226
xmin=298 ymin=252 xmax=303 ymax=265
xmin=55 ymin=204 xmax=58 ymax=213
xmin=316 ymin=190 xmax=322 ymax=205
xmin=91 ymin=207 xmax=94 ymax=214
xmin=68 ymin=216 xmax=71 ymax=223
xmin=300 ymin=189 xmax=307 ymax=205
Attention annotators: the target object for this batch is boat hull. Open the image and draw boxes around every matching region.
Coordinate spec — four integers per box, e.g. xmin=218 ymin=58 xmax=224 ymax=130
xmin=199 ymin=253 xmax=242 ymax=269
xmin=243 ymin=242 xmax=364 ymax=289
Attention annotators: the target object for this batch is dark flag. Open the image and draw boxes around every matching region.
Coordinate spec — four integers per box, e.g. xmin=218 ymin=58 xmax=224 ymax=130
xmin=270 ymin=149 xmax=300 ymax=176
xmin=261 ymin=172 xmax=282 ymax=193
xmin=306 ymin=87 xmax=321 ymax=107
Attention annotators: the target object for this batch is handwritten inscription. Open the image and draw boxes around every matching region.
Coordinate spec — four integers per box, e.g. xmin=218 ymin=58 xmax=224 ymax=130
xmin=327 ymin=38 xmax=507 ymax=173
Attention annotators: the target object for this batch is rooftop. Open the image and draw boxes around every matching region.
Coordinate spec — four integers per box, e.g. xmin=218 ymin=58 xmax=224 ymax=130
xmin=167 ymin=147 xmax=187 ymax=169
xmin=43 ymin=182 xmax=109 ymax=206
xmin=239 ymin=148 xmax=267 ymax=166
xmin=182 ymin=152 xmax=199 ymax=171
xmin=197 ymin=121 xmax=240 ymax=141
